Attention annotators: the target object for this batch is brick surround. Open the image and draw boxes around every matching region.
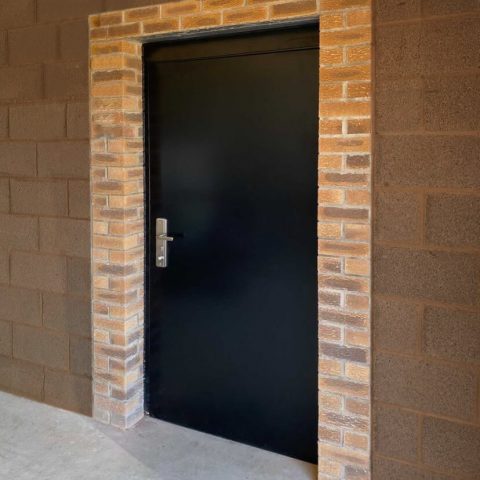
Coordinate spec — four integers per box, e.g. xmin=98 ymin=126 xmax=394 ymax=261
xmin=89 ymin=1 xmax=372 ymax=477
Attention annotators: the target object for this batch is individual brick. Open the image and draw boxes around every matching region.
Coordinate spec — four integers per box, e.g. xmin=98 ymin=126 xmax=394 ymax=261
xmin=270 ymin=0 xmax=318 ymax=19
xmin=373 ymin=297 xmax=418 ymax=355
xmin=67 ymin=103 xmax=89 ymax=140
xmin=0 ymin=320 xmax=12 ymax=356
xmin=0 ymin=285 xmax=41 ymax=326
xmin=375 ymin=22 xmax=422 ymax=78
xmin=426 ymin=194 xmax=480 ymax=248
xmin=8 ymin=24 xmax=58 ymax=65
xmin=422 ymin=17 xmax=480 ymax=74
xmin=44 ymin=369 xmax=92 ymax=416
xmin=0 ymin=179 xmax=9 ymax=213
xmin=374 ymin=246 xmax=480 ymax=305
xmin=424 ymin=307 xmax=480 ymax=364
xmin=423 ymin=417 xmax=480 ymax=476
xmin=0 ymin=65 xmax=43 ymax=101
xmin=40 ymin=217 xmax=90 ymax=258
xmin=374 ymin=353 xmax=477 ymax=420
xmin=0 ymin=213 xmax=38 ymax=250
xmin=375 ymin=0 xmax=421 ymax=23
xmin=37 ymin=0 xmax=103 ymax=22
xmin=67 ymin=257 xmax=91 ymax=296
xmin=374 ymin=191 xmax=420 ymax=243
xmin=43 ymin=293 xmax=91 ymax=337
xmin=0 ymin=0 xmax=35 ymax=30
xmin=11 ymin=179 xmax=68 ymax=216
xmin=181 ymin=13 xmax=221 ymax=30
xmin=223 ymin=6 xmax=268 ymax=25
xmin=69 ymin=181 xmax=90 ymax=219
xmin=10 ymin=103 xmax=65 ymax=140
xmin=0 ymin=143 xmax=36 ymax=177
xmin=60 ymin=20 xmax=89 ymax=61
xmin=11 ymin=252 xmax=66 ymax=293
xmin=376 ymin=78 xmax=422 ymax=132
xmin=0 ymin=356 xmax=44 ymax=401
xmin=375 ymin=135 xmax=480 ymax=189
xmin=374 ymin=405 xmax=418 ymax=462
xmin=424 ymin=75 xmax=480 ymax=132
xmin=70 ymin=336 xmax=92 ymax=377
xmin=13 ymin=324 xmax=68 ymax=370
xmin=45 ymin=62 xmax=88 ymax=99
xmin=38 ymin=141 xmax=89 ymax=179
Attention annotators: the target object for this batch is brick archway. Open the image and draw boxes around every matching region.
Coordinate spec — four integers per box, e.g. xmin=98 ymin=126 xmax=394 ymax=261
xmin=89 ymin=1 xmax=372 ymax=477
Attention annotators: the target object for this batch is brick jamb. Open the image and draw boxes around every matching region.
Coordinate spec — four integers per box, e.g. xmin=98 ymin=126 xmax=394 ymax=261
xmin=89 ymin=1 xmax=372 ymax=477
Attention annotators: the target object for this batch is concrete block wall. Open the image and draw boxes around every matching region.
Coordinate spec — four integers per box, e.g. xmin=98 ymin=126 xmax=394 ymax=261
xmin=373 ymin=1 xmax=480 ymax=478
xmin=0 ymin=0 xmax=173 ymax=415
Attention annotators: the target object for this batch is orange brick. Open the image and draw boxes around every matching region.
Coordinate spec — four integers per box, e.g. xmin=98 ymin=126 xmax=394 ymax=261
xmin=319 ymin=358 xmax=343 ymax=376
xmin=348 ymin=118 xmax=371 ymax=134
xmin=320 ymin=101 xmax=370 ymax=117
xmin=181 ymin=13 xmax=222 ymax=29
xmin=345 ymin=432 xmax=369 ymax=450
xmin=320 ymin=83 xmax=343 ymax=99
xmin=347 ymin=9 xmax=371 ymax=27
xmin=125 ymin=6 xmax=160 ymax=21
xmin=319 ymin=155 xmax=343 ymax=169
xmin=346 ymin=190 xmax=370 ymax=205
xmin=320 ymin=392 xmax=343 ymax=412
xmin=345 ymin=362 xmax=369 ymax=383
xmin=319 ymin=240 xmax=370 ymax=258
xmin=321 ymin=0 xmax=371 ymax=11
xmin=346 ymin=293 xmax=369 ymax=310
xmin=345 ymin=258 xmax=370 ymax=276
xmin=108 ymin=23 xmax=141 ymax=39
xmin=320 ymin=47 xmax=344 ymax=65
xmin=162 ymin=0 xmax=200 ymax=17
xmin=319 ymin=189 xmax=344 ymax=204
xmin=319 ymin=426 xmax=342 ymax=444
xmin=143 ymin=18 xmax=179 ymax=34
xmin=320 ymin=324 xmax=342 ymax=342
xmin=320 ymin=119 xmax=343 ymax=135
xmin=318 ymin=223 xmax=342 ymax=239
xmin=321 ymin=64 xmax=370 ymax=82
xmin=321 ymin=26 xmax=371 ymax=47
xmin=270 ymin=0 xmax=318 ymax=19
xmin=318 ymin=459 xmax=342 ymax=477
xmin=348 ymin=81 xmax=371 ymax=98
xmin=99 ymin=12 xmax=124 ymax=26
xmin=346 ymin=329 xmax=370 ymax=347
xmin=347 ymin=45 xmax=370 ymax=64
xmin=320 ymin=136 xmax=371 ymax=153
xmin=320 ymin=13 xmax=344 ymax=30
xmin=203 ymin=0 xmax=244 ymax=10
xmin=345 ymin=223 xmax=370 ymax=241
xmin=320 ymin=172 xmax=369 ymax=187
xmin=224 ymin=6 xmax=268 ymax=25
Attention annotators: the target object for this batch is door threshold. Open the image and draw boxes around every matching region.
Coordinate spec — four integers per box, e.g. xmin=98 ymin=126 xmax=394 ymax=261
xmin=101 ymin=415 xmax=317 ymax=480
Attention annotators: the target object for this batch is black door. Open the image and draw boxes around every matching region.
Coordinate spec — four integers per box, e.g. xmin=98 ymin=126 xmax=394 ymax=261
xmin=145 ymin=25 xmax=318 ymax=464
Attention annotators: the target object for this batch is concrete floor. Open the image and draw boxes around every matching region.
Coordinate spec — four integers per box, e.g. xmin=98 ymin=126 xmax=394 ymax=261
xmin=0 ymin=391 xmax=316 ymax=480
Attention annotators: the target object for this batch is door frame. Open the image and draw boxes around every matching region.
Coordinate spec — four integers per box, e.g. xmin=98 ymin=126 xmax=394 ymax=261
xmin=89 ymin=2 xmax=373 ymax=477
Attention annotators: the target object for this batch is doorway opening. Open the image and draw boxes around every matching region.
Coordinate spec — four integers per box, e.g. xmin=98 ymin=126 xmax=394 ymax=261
xmin=144 ymin=24 xmax=319 ymax=464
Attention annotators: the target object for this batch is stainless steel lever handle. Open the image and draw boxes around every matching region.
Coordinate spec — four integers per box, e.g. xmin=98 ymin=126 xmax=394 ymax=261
xmin=156 ymin=218 xmax=174 ymax=268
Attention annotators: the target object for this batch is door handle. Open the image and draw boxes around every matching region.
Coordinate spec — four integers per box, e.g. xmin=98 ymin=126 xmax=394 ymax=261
xmin=156 ymin=218 xmax=174 ymax=268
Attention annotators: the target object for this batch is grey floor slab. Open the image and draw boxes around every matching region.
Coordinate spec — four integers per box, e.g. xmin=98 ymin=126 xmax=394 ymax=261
xmin=0 ymin=391 xmax=316 ymax=480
